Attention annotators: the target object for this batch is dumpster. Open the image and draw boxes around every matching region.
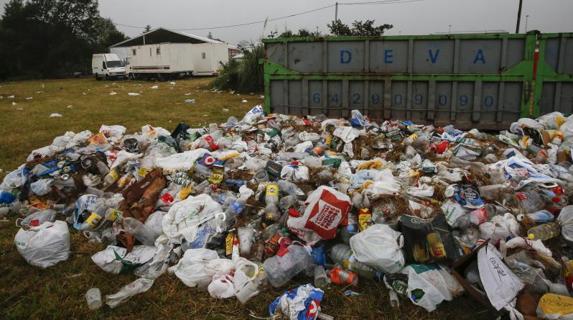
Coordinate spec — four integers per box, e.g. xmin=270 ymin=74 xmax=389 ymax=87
xmin=263 ymin=32 xmax=573 ymax=129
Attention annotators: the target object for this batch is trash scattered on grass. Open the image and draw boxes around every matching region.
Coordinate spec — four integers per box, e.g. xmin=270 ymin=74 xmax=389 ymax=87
xmin=128 ymin=93 xmax=140 ymax=96
xmin=49 ymin=113 xmax=62 ymax=118
xmin=5 ymin=106 xmax=573 ymax=318
xmin=184 ymin=99 xmax=195 ymax=104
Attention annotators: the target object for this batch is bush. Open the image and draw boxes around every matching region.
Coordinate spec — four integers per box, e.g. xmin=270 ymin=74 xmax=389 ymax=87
xmin=213 ymin=44 xmax=264 ymax=93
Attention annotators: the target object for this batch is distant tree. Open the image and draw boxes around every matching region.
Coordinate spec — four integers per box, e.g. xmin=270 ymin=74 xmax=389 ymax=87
xmin=207 ymin=31 xmax=213 ymax=39
xmin=297 ymin=28 xmax=311 ymax=37
xmin=92 ymin=17 xmax=128 ymax=51
xmin=278 ymin=30 xmax=293 ymax=38
xmin=328 ymin=19 xmax=393 ymax=36
xmin=237 ymin=40 xmax=252 ymax=50
xmin=0 ymin=0 xmax=128 ymax=79
xmin=328 ymin=19 xmax=352 ymax=36
xmin=144 ymin=24 xmax=151 ymax=32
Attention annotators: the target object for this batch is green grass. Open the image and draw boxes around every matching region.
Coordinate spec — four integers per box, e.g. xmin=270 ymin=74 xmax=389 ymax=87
xmin=0 ymin=78 xmax=493 ymax=319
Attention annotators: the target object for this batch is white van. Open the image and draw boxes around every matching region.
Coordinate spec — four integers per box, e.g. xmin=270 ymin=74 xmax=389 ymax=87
xmin=92 ymin=53 xmax=127 ymax=80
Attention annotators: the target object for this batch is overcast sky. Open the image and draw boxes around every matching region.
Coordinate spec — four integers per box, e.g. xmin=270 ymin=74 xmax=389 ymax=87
xmin=1 ymin=0 xmax=572 ymax=44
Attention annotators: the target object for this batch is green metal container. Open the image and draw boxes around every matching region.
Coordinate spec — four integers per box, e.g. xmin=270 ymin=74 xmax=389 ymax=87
xmin=263 ymin=32 xmax=573 ymax=129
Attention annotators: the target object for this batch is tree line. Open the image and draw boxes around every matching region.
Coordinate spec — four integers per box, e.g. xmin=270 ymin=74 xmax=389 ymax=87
xmin=0 ymin=0 xmax=127 ymax=80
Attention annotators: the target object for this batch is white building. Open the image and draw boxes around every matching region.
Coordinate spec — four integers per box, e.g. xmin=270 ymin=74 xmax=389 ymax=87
xmin=110 ymin=28 xmax=232 ymax=79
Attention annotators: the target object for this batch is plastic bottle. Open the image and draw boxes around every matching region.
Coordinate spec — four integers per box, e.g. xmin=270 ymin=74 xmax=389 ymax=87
xmin=516 ymin=191 xmax=547 ymax=213
xmin=329 ymin=266 xmax=358 ymax=286
xmin=517 ymin=210 xmax=555 ymax=224
xmin=329 ymin=244 xmax=382 ymax=280
xmin=263 ymin=245 xmax=314 ymax=287
xmin=278 ymin=180 xmax=304 ymax=197
xmin=527 ymin=222 xmax=561 ymax=241
xmin=85 ymin=287 xmax=102 ymax=310
xmin=264 ymin=183 xmax=280 ymax=222
xmin=193 ymin=164 xmax=211 ymax=180
xmin=103 ymin=168 xmax=119 ymax=187
xmin=314 ymin=265 xmax=330 ymax=288
xmin=123 ymin=217 xmax=158 ymax=246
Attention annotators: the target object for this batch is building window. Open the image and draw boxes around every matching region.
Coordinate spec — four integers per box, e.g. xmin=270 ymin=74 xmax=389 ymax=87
xmin=156 ymin=47 xmax=161 ymax=55
xmin=202 ymin=52 xmax=206 ymax=59
xmin=132 ymin=49 xmax=136 ymax=56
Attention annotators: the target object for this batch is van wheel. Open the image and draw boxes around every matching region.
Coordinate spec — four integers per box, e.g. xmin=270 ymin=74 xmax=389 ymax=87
xmin=105 ymin=75 xmax=109 ymax=80
xmin=95 ymin=75 xmax=101 ymax=81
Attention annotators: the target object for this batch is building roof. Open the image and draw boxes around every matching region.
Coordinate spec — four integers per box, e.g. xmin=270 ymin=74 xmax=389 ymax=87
xmin=110 ymin=27 xmax=223 ymax=48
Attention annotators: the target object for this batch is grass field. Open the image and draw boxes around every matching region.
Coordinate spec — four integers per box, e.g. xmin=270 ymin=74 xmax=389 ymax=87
xmin=0 ymin=78 xmax=493 ymax=319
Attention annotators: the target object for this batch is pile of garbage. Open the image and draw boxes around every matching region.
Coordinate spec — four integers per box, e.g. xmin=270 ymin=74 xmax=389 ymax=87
xmin=5 ymin=106 xmax=573 ymax=319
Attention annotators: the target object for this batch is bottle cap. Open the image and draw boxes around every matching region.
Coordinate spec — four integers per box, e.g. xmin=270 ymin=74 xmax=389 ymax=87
xmin=528 ymin=233 xmax=535 ymax=240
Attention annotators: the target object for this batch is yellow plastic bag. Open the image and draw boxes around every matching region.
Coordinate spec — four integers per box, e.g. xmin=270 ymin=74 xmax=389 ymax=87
xmin=537 ymin=293 xmax=573 ymax=319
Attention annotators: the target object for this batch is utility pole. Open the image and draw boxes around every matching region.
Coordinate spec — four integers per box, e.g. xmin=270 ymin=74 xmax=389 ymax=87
xmin=515 ymin=0 xmax=523 ymax=33
xmin=335 ymin=2 xmax=339 ymax=21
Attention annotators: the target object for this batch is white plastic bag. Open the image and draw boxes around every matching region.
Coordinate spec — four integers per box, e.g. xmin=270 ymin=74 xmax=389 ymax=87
xmin=155 ymin=149 xmax=209 ymax=172
xmin=287 ymin=186 xmax=351 ymax=243
xmin=478 ymin=244 xmax=524 ymax=311
xmin=234 ymin=258 xmax=262 ymax=304
xmin=99 ymin=124 xmax=126 ymax=144
xmin=208 ymin=274 xmax=235 ymax=299
xmin=168 ymin=248 xmax=219 ymax=288
xmin=91 ymin=245 xmax=156 ymax=274
xmin=280 ymin=164 xmax=310 ymax=183
xmin=162 ymin=194 xmax=225 ymax=245
xmin=105 ymin=278 xmax=154 ymax=308
xmin=30 ymin=179 xmax=53 ymax=196
xmin=402 ymin=264 xmax=464 ymax=312
xmin=349 ymin=224 xmax=405 ymax=273
xmin=14 ymin=220 xmax=70 ymax=268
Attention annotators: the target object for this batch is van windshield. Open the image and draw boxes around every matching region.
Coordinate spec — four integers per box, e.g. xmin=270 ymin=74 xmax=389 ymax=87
xmin=106 ymin=60 xmax=123 ymax=68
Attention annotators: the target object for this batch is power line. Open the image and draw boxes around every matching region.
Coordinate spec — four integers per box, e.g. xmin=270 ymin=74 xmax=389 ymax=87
xmin=340 ymin=0 xmax=423 ymax=5
xmin=112 ymin=0 xmax=423 ymax=32
xmin=178 ymin=4 xmax=335 ymax=31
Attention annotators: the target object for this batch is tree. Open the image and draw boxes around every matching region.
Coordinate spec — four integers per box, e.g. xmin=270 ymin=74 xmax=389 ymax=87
xmin=0 ymin=0 xmax=127 ymax=79
xmin=328 ymin=19 xmax=393 ymax=36
xmin=207 ymin=31 xmax=213 ymax=39
xmin=327 ymin=19 xmax=352 ymax=36
xmin=144 ymin=24 xmax=151 ymax=32
xmin=92 ymin=17 xmax=128 ymax=51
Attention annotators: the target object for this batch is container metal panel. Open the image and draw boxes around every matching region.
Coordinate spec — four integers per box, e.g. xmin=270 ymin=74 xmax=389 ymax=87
xmin=368 ymin=81 xmax=385 ymax=119
xmin=327 ymin=81 xmax=344 ymax=117
xmin=349 ymin=81 xmax=365 ymax=110
xmin=328 ymin=42 xmax=365 ymax=73
xmin=266 ymin=43 xmax=285 ymax=65
xmin=540 ymin=83 xmax=556 ymax=115
xmin=545 ymin=39 xmax=560 ymax=72
xmin=288 ymin=81 xmax=303 ymax=116
xmin=369 ymin=41 xmax=408 ymax=73
xmin=270 ymin=81 xmax=286 ymax=114
xmin=562 ymin=83 xmax=573 ymax=113
xmin=503 ymin=83 xmax=522 ymax=123
xmin=456 ymin=82 xmax=474 ymax=123
xmin=506 ymin=40 xmax=525 ymax=69
xmin=308 ymin=80 xmax=323 ymax=111
xmin=391 ymin=81 xmax=407 ymax=120
xmin=565 ymin=39 xmax=573 ymax=75
xmin=411 ymin=82 xmax=429 ymax=122
xmin=435 ymin=82 xmax=452 ymax=123
xmin=481 ymin=82 xmax=498 ymax=124
xmin=288 ymin=42 xmax=323 ymax=73
xmin=459 ymin=40 xmax=501 ymax=74
xmin=412 ymin=40 xmax=454 ymax=74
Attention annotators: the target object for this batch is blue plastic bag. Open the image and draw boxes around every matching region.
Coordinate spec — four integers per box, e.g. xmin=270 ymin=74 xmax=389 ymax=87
xmin=269 ymin=284 xmax=324 ymax=320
